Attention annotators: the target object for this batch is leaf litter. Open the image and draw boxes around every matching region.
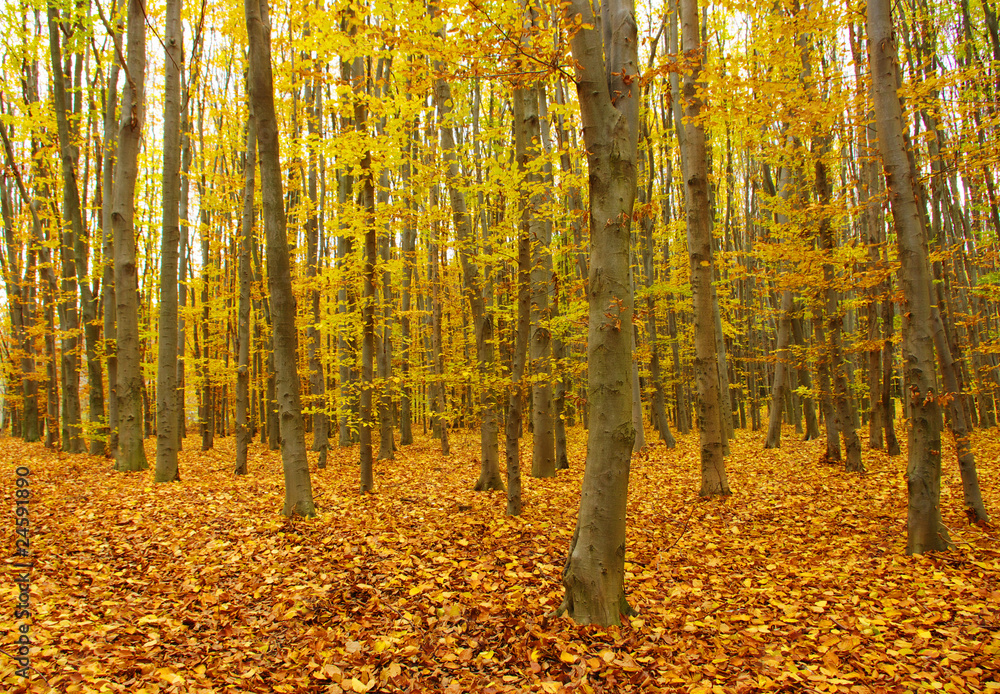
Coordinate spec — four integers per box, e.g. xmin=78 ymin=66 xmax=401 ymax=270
xmin=0 ymin=425 xmax=998 ymax=693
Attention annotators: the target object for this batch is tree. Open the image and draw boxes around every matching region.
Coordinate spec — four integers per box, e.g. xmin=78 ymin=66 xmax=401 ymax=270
xmin=155 ymin=0 xmax=183 ymax=483
xmin=556 ymin=0 xmax=639 ymax=626
xmin=867 ymin=0 xmax=949 ymax=554
xmin=681 ymin=0 xmax=729 ymax=497
xmin=235 ymin=116 xmax=256 ymax=477
xmin=112 ymin=0 xmax=149 ymax=473
xmin=244 ymin=0 xmax=315 ymax=516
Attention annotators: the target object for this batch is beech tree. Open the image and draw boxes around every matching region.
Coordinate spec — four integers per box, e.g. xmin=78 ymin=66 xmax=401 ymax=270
xmin=867 ymin=0 xmax=948 ymax=553
xmin=244 ymin=0 xmax=315 ymax=516
xmin=556 ymin=0 xmax=640 ymax=626
xmin=680 ymin=0 xmax=729 ymax=497
xmin=155 ymin=0 xmax=183 ymax=483
xmin=112 ymin=0 xmax=149 ymax=473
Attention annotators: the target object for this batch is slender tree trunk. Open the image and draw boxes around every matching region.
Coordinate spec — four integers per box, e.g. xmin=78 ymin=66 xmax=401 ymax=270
xmin=507 ymin=88 xmax=535 ymax=515
xmin=399 ymin=124 xmax=416 ymax=446
xmin=867 ymin=0 xmax=949 ymax=553
xmin=304 ymin=74 xmax=329 ymax=468
xmin=244 ymin=0 xmax=314 ymax=516
xmin=358 ymin=80 xmax=376 ymax=493
xmin=112 ymin=0 xmax=148 ymax=472
xmin=235 ymin=116 xmax=256 ymax=476
xmin=47 ymin=6 xmax=84 ymax=453
xmin=154 ymin=0 xmax=183 ymax=482
xmin=765 ymin=290 xmax=794 ymax=448
xmin=681 ymin=0 xmax=729 ymax=497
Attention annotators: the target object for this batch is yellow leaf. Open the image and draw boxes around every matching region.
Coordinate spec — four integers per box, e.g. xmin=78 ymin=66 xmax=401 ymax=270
xmin=559 ymin=651 xmax=577 ymax=663
xmin=541 ymin=682 xmax=561 ymax=693
xmin=156 ymin=668 xmax=184 ymax=685
xmin=349 ymin=677 xmax=369 ymax=693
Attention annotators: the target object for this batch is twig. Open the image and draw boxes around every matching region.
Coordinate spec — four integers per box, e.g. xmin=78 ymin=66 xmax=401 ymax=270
xmin=0 ymin=646 xmax=53 ymax=687
xmin=662 ymin=503 xmax=696 ymax=554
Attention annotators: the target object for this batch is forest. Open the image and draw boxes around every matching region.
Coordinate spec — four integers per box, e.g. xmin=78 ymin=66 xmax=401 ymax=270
xmin=1 ymin=0 xmax=998 ymax=689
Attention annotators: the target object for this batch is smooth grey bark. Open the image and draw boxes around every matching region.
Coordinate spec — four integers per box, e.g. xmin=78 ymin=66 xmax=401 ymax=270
xmin=428 ymin=196 xmax=450 ymax=456
xmin=336 ymin=51 xmax=359 ymax=447
xmin=235 ymin=116 xmax=256 ymax=477
xmin=374 ymin=58 xmax=395 ymax=463
xmin=47 ymin=6 xmax=84 ymax=453
xmin=556 ymin=0 xmax=639 ymax=627
xmin=528 ymin=87 xmax=555 ymax=477
xmin=399 ymin=124 xmax=416 ymax=446
xmin=304 ymin=73 xmax=329 ymax=468
xmin=112 ymin=0 xmax=148 ymax=472
xmin=155 ymin=0 xmax=183 ymax=483
xmin=764 ymin=289 xmax=794 ymax=448
xmin=101 ymin=21 xmax=121 ymax=457
xmin=507 ymin=88 xmax=534 ymax=516
xmin=867 ymin=0 xmax=949 ymax=553
xmin=244 ymin=0 xmax=314 ymax=516
xmin=681 ymin=0 xmax=729 ymax=497
xmin=358 ymin=77 xmax=376 ymax=494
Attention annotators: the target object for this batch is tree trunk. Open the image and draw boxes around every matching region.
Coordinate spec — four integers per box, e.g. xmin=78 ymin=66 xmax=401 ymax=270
xmin=867 ymin=0 xmax=949 ymax=553
xmin=155 ymin=0 xmax=183 ymax=483
xmin=358 ymin=82 xmax=376 ymax=494
xmin=507 ymin=87 xmax=534 ymax=515
xmin=765 ymin=290 xmax=794 ymax=448
xmin=244 ymin=0 xmax=314 ymax=516
xmin=112 ymin=0 xmax=149 ymax=472
xmin=235 ymin=116 xmax=256 ymax=477
xmin=304 ymin=73 xmax=329 ymax=468
xmin=557 ymin=0 xmax=639 ymax=626
xmin=47 ymin=6 xmax=85 ymax=453
xmin=399 ymin=124 xmax=416 ymax=447
xmin=681 ymin=0 xmax=729 ymax=497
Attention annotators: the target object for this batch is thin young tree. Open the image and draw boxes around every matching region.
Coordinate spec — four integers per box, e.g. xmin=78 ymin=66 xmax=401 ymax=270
xmin=155 ymin=0 xmax=183 ymax=483
xmin=681 ymin=0 xmax=729 ymax=496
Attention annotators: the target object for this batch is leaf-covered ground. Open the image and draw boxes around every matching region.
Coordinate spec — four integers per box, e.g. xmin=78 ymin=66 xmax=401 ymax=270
xmin=1 ymin=424 xmax=998 ymax=693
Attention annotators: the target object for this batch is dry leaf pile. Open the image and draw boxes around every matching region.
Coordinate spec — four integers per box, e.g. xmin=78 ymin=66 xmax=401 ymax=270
xmin=1 ymin=425 xmax=998 ymax=693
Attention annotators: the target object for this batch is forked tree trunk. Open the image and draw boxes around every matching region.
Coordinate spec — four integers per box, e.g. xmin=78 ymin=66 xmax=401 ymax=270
xmin=556 ymin=0 xmax=639 ymax=626
xmin=155 ymin=0 xmax=183 ymax=483
xmin=867 ymin=0 xmax=949 ymax=553
xmin=112 ymin=0 xmax=148 ymax=472
xmin=244 ymin=0 xmax=314 ymax=516
xmin=681 ymin=0 xmax=729 ymax=497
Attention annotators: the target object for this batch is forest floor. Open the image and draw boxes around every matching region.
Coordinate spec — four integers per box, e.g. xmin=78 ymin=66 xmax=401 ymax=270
xmin=0 ymin=423 xmax=998 ymax=694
